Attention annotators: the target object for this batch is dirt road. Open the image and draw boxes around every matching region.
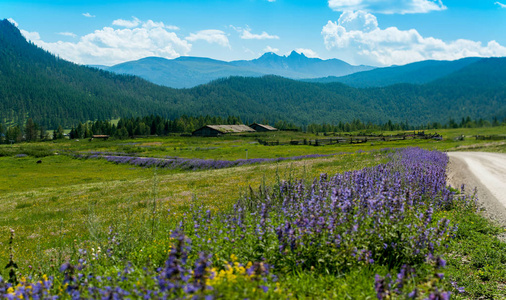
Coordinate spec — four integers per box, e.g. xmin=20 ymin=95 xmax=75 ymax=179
xmin=447 ymin=152 xmax=506 ymax=226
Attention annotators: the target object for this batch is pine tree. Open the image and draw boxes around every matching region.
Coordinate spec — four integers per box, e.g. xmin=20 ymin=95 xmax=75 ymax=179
xmin=24 ymin=118 xmax=38 ymax=142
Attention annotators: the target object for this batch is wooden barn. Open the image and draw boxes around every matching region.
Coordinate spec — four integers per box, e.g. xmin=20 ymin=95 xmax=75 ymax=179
xmin=192 ymin=125 xmax=256 ymax=137
xmin=91 ymin=135 xmax=110 ymax=140
xmin=249 ymin=123 xmax=278 ymax=132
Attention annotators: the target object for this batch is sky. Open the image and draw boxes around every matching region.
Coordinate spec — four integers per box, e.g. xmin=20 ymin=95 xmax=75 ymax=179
xmin=2 ymin=0 xmax=506 ymax=67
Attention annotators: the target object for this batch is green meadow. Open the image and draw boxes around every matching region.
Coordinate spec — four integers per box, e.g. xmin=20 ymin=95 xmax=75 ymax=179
xmin=0 ymin=126 xmax=505 ymax=298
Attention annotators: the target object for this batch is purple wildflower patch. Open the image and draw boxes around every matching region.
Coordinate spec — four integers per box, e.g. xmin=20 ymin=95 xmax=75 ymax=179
xmin=72 ymin=152 xmax=340 ymax=171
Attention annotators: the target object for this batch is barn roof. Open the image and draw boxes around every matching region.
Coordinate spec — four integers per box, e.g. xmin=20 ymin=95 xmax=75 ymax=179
xmin=250 ymin=123 xmax=277 ymax=131
xmin=195 ymin=125 xmax=256 ymax=134
xmin=207 ymin=125 xmax=256 ymax=133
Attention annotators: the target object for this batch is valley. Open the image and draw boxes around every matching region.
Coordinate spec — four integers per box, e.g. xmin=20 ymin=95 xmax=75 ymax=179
xmin=1 ymin=8 xmax=506 ymax=299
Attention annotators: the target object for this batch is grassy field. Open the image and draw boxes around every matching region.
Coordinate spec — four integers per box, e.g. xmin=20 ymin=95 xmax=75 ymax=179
xmin=0 ymin=126 xmax=505 ymax=298
xmin=6 ymin=126 xmax=503 ymax=160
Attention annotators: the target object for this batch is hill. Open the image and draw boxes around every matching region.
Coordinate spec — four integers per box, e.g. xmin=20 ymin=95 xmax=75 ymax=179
xmin=104 ymin=51 xmax=373 ymax=88
xmin=0 ymin=19 xmax=187 ymax=128
xmin=1 ymin=19 xmax=505 ymax=129
xmin=305 ymin=57 xmax=482 ymax=87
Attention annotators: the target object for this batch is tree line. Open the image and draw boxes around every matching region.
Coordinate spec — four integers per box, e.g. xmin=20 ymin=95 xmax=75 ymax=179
xmin=67 ymin=115 xmax=247 ymax=139
xmin=304 ymin=116 xmax=506 ymax=133
xmin=1 ymin=115 xmax=504 ymax=144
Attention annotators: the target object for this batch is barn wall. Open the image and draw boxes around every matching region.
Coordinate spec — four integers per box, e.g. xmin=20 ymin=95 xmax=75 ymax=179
xmin=192 ymin=127 xmax=221 ymax=137
xmin=251 ymin=124 xmax=270 ymax=132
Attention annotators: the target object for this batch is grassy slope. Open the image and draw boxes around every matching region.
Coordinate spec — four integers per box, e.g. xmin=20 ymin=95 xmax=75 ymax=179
xmin=0 ymin=127 xmax=505 ymax=298
xmin=0 ymin=144 xmax=381 ymax=268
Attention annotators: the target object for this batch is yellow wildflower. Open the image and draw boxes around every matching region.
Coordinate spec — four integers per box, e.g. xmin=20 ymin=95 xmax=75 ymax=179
xmin=275 ymin=282 xmax=282 ymax=294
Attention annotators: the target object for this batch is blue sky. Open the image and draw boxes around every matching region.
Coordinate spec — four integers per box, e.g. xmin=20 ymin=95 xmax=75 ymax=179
xmin=2 ymin=0 xmax=506 ymax=66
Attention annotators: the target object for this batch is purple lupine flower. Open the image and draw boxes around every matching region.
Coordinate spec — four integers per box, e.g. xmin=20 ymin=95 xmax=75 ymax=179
xmin=374 ymin=274 xmax=389 ymax=300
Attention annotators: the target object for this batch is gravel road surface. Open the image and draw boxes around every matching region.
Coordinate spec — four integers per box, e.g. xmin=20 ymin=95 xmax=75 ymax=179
xmin=447 ymin=152 xmax=506 ymax=227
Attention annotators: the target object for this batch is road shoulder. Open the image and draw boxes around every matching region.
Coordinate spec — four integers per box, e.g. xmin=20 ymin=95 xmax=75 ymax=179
xmin=447 ymin=152 xmax=506 ymax=233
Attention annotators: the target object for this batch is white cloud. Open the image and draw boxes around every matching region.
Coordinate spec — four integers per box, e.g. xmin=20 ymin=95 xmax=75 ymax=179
xmin=7 ymin=18 xmax=18 ymax=26
xmin=322 ymin=10 xmax=506 ymax=66
xmin=295 ymin=48 xmax=320 ymax=58
xmin=112 ymin=18 xmax=179 ymax=31
xmin=267 ymin=0 xmax=276 ymax=2
xmin=112 ymin=17 xmax=141 ymax=28
xmin=328 ymin=0 xmax=446 ymax=14
xmin=495 ymin=2 xmax=506 ymax=8
xmin=243 ymin=47 xmax=256 ymax=56
xmin=20 ymin=30 xmax=40 ymax=42
xmin=240 ymin=27 xmax=279 ymax=40
xmin=82 ymin=12 xmax=95 ymax=18
xmin=263 ymin=46 xmax=279 ymax=53
xmin=166 ymin=25 xmax=180 ymax=31
xmin=186 ymin=30 xmax=230 ymax=47
xmin=141 ymin=20 xmax=179 ymax=31
xmin=58 ymin=32 xmax=77 ymax=38
xmin=337 ymin=10 xmax=378 ymax=32
xmin=20 ymin=21 xmax=191 ymax=66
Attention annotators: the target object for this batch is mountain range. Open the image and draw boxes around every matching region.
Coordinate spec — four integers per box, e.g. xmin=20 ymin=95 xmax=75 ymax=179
xmin=101 ymin=52 xmax=374 ymax=88
xmin=1 ymin=19 xmax=505 ymax=129
xmin=100 ymin=48 xmax=488 ymax=90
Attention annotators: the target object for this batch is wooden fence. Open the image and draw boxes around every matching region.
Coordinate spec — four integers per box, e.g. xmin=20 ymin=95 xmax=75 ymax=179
xmin=475 ymin=135 xmax=506 ymax=141
xmin=258 ymin=131 xmax=442 ymax=146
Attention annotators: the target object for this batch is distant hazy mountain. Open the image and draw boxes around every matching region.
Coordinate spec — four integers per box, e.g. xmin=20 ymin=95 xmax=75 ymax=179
xmin=305 ymin=57 xmax=482 ymax=87
xmin=230 ymin=51 xmax=373 ymax=79
xmin=106 ymin=56 xmax=264 ymax=88
xmin=104 ymin=51 xmax=374 ymax=88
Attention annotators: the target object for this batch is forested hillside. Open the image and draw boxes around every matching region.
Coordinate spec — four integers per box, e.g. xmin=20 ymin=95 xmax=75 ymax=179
xmin=306 ymin=57 xmax=481 ymax=87
xmin=1 ymin=19 xmax=505 ymax=129
xmin=0 ymin=19 xmax=183 ymax=128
